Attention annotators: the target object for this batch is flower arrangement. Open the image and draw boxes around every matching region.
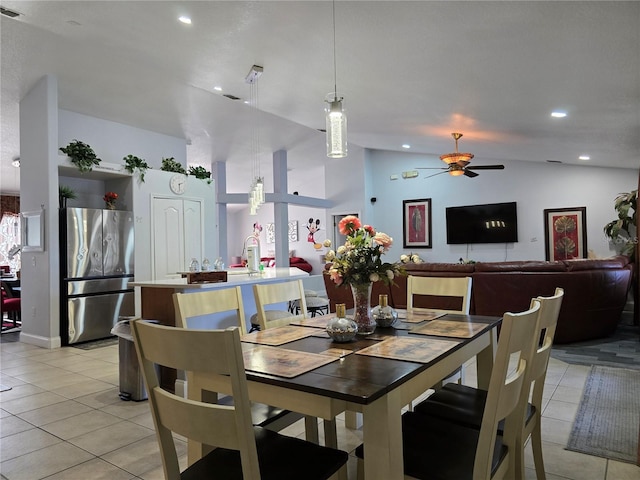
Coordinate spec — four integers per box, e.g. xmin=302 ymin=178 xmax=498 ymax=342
xmin=325 ymin=216 xmax=403 ymax=287
xmin=103 ymin=192 xmax=118 ymax=209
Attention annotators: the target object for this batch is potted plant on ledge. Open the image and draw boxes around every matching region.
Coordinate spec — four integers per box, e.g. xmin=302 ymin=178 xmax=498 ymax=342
xmin=123 ymin=154 xmax=150 ymax=182
xmin=59 ymin=139 xmax=101 ymax=173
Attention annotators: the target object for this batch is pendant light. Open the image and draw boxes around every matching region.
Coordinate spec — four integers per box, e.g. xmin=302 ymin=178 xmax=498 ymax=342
xmin=325 ymin=0 xmax=347 ymax=158
xmin=246 ymin=65 xmax=265 ymax=215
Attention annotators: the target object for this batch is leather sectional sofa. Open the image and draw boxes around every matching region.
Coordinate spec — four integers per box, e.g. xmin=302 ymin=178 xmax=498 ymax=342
xmin=323 ymin=256 xmax=633 ymax=344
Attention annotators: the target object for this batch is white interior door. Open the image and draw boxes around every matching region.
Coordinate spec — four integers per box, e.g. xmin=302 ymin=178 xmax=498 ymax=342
xmin=152 ymin=198 xmax=185 ymax=279
xmin=183 ymin=199 xmax=203 ymax=267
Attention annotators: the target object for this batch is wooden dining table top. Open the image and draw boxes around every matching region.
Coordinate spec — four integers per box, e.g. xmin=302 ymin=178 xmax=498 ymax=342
xmin=237 ymin=312 xmax=502 ymax=406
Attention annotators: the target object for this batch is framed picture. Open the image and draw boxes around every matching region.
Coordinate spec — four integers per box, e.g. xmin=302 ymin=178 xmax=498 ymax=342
xmin=543 ymin=207 xmax=587 ymax=261
xmin=403 ymin=198 xmax=432 ymax=248
xmin=21 ymin=208 xmax=45 ymax=252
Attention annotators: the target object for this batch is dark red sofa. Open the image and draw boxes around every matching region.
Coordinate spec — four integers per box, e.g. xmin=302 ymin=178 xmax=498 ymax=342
xmin=323 ymin=256 xmax=633 ymax=344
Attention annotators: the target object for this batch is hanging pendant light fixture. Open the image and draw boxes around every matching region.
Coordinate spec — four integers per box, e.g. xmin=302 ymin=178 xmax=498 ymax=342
xmin=246 ymin=64 xmax=265 ymax=215
xmin=325 ymin=0 xmax=347 ymax=158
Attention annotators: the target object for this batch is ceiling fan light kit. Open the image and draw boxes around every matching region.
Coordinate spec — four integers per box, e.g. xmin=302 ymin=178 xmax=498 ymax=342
xmin=417 ymin=132 xmax=505 ymax=179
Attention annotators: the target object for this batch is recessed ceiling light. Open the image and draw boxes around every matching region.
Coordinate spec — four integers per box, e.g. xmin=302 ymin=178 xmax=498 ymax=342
xmin=213 ymin=86 xmax=222 ymax=92
xmin=551 ymin=111 xmax=567 ymax=118
xmin=178 ymin=16 xmax=192 ymax=25
xmin=402 ymin=144 xmax=411 ymax=149
xmin=578 ymin=155 xmax=590 ymax=160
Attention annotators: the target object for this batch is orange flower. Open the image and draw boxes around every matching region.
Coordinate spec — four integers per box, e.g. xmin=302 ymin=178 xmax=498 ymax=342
xmin=338 ymin=215 xmax=361 ymax=235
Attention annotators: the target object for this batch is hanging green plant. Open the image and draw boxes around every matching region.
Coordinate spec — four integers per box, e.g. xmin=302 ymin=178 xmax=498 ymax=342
xmin=123 ymin=154 xmax=150 ymax=182
xmin=188 ymin=165 xmax=212 ymax=184
xmin=59 ymin=139 xmax=101 ymax=173
xmin=58 ymin=185 xmax=77 ymax=209
xmin=160 ymin=157 xmax=187 ymax=174
xmin=604 ymin=189 xmax=638 ymax=260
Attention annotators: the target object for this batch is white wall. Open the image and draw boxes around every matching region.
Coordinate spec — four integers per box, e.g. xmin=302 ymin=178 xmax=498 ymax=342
xmin=367 ymin=150 xmax=638 ymax=262
xmin=58 ymin=110 xmax=186 ymax=167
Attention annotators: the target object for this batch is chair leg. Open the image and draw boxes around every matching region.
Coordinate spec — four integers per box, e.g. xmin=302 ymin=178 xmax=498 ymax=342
xmin=304 ymin=415 xmax=319 ymax=444
xmin=531 ymin=420 xmax=546 ymax=480
xmin=324 ymin=418 xmax=338 ymax=448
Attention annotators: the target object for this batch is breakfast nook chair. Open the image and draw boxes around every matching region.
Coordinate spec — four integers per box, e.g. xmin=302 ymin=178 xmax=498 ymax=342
xmin=173 ymin=287 xmax=304 ymax=433
xmin=406 ymin=275 xmax=473 ymax=401
xmin=131 ymin=320 xmax=349 ymax=480
xmin=355 ymin=299 xmax=542 ymax=480
xmin=413 ymin=287 xmax=565 ymax=480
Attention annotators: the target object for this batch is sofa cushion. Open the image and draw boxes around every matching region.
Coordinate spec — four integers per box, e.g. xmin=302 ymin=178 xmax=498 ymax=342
xmin=405 ymin=263 xmax=475 ymax=273
xmin=474 ymin=261 xmax=566 ymax=272
xmin=564 ymin=257 xmax=631 ymax=271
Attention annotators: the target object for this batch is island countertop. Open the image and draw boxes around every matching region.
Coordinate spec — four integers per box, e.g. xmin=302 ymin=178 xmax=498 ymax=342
xmin=131 ymin=267 xmax=309 ymax=290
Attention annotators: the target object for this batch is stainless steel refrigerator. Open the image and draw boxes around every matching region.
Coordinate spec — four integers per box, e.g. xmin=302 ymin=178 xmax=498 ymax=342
xmin=60 ymin=207 xmax=135 ymax=345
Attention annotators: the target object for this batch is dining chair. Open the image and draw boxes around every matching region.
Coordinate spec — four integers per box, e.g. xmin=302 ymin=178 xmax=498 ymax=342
xmin=406 ymin=275 xmax=473 ymax=398
xmin=130 ymin=320 xmax=349 ymax=480
xmin=413 ymin=287 xmax=564 ymax=480
xmin=173 ymin=287 xmax=304 ymax=433
xmin=1 ymin=281 xmax=20 ymax=329
xmin=252 ymin=279 xmax=307 ymax=330
xmin=252 ymin=279 xmax=338 ymax=446
xmin=355 ymin=299 xmax=542 ymax=480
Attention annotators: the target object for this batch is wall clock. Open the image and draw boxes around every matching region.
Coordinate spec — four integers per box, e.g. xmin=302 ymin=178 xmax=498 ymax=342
xmin=169 ymin=174 xmax=187 ymax=195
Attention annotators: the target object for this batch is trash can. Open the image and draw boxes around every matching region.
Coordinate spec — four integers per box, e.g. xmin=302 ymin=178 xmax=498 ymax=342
xmin=111 ymin=317 xmax=158 ymax=401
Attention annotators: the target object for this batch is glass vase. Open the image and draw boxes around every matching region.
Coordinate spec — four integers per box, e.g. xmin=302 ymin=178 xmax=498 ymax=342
xmin=350 ymin=282 xmax=376 ymax=335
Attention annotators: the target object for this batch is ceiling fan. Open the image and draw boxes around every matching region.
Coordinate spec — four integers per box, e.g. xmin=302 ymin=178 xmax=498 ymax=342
xmin=417 ymin=132 xmax=505 ymax=178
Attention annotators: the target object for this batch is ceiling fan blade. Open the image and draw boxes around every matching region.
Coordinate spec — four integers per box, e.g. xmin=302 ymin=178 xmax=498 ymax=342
xmin=415 ymin=167 xmax=448 ymax=170
xmin=424 ymin=170 xmax=449 ymax=179
xmin=466 ymin=164 xmax=505 ymax=170
xmin=464 ymin=169 xmax=479 ymax=178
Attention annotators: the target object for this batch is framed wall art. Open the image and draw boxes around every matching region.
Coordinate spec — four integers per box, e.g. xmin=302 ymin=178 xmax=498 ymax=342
xmin=265 ymin=221 xmax=299 ymax=244
xmin=543 ymin=207 xmax=587 ymax=261
xmin=403 ymin=198 xmax=432 ymax=248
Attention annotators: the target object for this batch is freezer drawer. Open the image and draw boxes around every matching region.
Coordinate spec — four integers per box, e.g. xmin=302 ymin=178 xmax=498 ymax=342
xmin=67 ymin=291 xmax=134 ymax=344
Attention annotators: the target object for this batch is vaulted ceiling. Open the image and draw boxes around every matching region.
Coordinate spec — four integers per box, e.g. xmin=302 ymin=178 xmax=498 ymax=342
xmin=1 ymin=1 xmax=639 ymax=194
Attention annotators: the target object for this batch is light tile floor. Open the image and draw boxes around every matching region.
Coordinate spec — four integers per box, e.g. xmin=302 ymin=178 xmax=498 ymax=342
xmin=1 ymin=337 xmax=639 ymax=480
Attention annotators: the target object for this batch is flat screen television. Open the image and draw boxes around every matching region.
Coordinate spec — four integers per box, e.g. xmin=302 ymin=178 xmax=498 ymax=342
xmin=446 ymin=202 xmax=518 ymax=244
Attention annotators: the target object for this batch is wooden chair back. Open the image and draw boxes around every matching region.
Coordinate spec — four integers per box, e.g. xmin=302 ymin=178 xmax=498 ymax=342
xmin=130 ymin=320 xmax=261 ymax=480
xmin=253 ymin=280 xmax=307 ymax=330
xmin=527 ymin=287 xmax=564 ymax=404
xmin=173 ymin=286 xmax=247 ymax=334
xmin=474 ymin=299 xmax=541 ymax=480
xmin=407 ymin=275 xmax=472 ymax=314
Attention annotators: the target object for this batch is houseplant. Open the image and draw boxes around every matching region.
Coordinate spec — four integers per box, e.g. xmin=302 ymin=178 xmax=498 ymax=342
xmin=59 ymin=139 xmax=101 ymax=173
xmin=325 ymin=215 xmax=404 ymax=334
xmin=188 ymin=165 xmax=212 ymax=184
xmin=160 ymin=157 xmax=187 ymax=174
xmin=123 ymin=154 xmax=150 ymax=182
xmin=603 ymin=189 xmax=637 ymax=260
xmin=58 ymin=185 xmax=77 ymax=209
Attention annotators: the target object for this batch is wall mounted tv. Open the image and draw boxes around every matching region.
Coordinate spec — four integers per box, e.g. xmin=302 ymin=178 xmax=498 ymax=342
xmin=446 ymin=202 xmax=518 ymax=244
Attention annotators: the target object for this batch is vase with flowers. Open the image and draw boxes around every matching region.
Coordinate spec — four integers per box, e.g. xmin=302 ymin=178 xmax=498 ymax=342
xmin=103 ymin=192 xmax=118 ymax=210
xmin=325 ymin=216 xmax=404 ymax=335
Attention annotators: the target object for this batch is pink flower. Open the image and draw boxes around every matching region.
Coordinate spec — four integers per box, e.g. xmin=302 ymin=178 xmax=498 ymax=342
xmin=363 ymin=225 xmax=376 ymax=236
xmin=373 ymin=232 xmax=393 ymax=251
xmin=329 ymin=268 xmax=344 ymax=286
xmin=339 ymin=215 xmax=362 ymax=236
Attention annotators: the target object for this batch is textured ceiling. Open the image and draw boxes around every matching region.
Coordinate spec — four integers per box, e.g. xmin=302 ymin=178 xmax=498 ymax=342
xmin=1 ymin=1 xmax=639 ymax=194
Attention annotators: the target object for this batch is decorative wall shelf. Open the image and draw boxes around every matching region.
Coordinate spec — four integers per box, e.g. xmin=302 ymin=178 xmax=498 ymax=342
xmin=58 ymin=154 xmax=131 ymax=181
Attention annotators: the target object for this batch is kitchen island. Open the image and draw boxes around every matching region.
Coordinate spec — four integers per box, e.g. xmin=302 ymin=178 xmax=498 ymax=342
xmin=132 ymin=267 xmax=309 ymax=391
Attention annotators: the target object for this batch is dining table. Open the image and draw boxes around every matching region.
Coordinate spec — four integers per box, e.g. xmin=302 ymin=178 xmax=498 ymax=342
xmin=187 ymin=310 xmax=501 ymax=480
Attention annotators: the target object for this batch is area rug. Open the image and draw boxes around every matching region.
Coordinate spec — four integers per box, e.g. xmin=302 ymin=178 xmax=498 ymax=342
xmin=566 ymin=365 xmax=640 ymax=463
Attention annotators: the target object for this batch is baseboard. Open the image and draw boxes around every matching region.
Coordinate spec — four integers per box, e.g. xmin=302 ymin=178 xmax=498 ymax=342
xmin=19 ymin=332 xmax=62 ymax=349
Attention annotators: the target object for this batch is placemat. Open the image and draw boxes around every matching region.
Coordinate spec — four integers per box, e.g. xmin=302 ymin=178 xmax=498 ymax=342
xmin=241 ymin=326 xmax=316 ymax=346
xmin=397 ymin=310 xmax=447 ymax=323
xmin=289 ymin=315 xmax=332 ymax=329
xmin=356 ymin=336 xmax=459 ymax=363
xmin=409 ymin=320 xmax=487 ymax=338
xmin=243 ymin=345 xmax=338 ymax=378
